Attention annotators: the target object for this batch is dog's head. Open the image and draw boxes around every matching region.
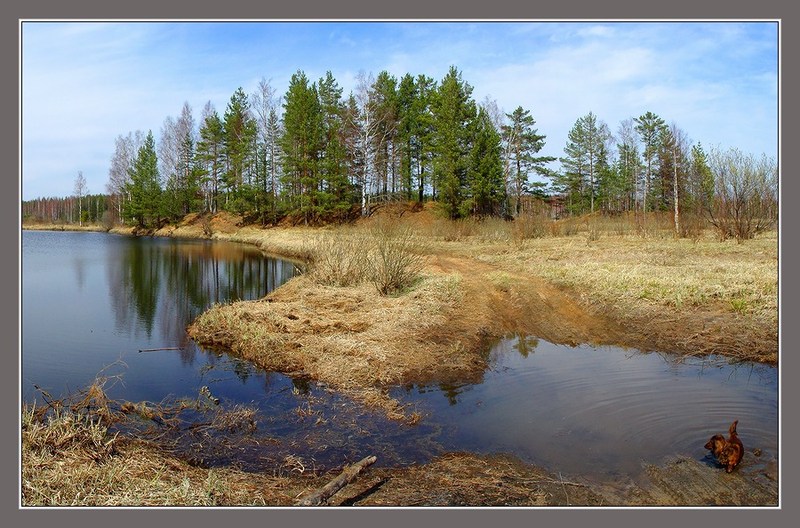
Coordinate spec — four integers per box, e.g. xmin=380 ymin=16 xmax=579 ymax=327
xmin=704 ymin=434 xmax=727 ymax=456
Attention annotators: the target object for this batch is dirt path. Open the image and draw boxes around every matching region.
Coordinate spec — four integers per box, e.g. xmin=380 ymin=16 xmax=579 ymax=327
xmin=427 ymin=252 xmax=624 ymax=347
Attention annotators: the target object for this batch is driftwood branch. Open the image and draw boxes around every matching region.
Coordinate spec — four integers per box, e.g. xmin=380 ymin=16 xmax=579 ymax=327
xmin=138 ymin=347 xmax=184 ymax=353
xmin=296 ymin=456 xmax=377 ymax=506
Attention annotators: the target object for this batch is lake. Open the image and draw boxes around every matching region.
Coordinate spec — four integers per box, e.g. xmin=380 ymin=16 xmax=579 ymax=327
xmin=20 ymin=230 xmax=778 ymax=482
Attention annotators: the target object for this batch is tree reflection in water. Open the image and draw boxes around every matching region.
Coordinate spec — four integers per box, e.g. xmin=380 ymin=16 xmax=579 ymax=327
xmin=106 ymin=237 xmax=295 ymax=367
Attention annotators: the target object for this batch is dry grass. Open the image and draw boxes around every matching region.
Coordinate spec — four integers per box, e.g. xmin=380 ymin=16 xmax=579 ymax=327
xmin=189 ymin=270 xmax=472 ymax=421
xmin=21 ymin=403 xmax=311 ymax=507
xmin=187 ymin=208 xmax=778 ymax=422
xmin=18 ymin=400 xmax=605 ymax=507
xmin=471 ymin=230 xmax=778 ymax=362
xmin=23 ymin=223 xmax=108 ymax=233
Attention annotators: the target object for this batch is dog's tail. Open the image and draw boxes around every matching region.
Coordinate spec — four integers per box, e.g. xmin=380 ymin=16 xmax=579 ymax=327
xmin=729 ymin=420 xmax=739 ymax=435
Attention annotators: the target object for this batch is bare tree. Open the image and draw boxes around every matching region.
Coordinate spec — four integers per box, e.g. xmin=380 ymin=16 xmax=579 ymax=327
xmin=667 ymin=122 xmax=690 ymax=237
xmin=251 ymin=77 xmax=282 ymax=219
xmin=73 ymin=171 xmax=87 ymax=226
xmin=616 ymin=119 xmax=640 ymax=212
xmin=157 ymin=103 xmax=196 ymax=217
xmin=353 ymin=70 xmax=394 ymax=215
xmin=107 ymin=131 xmax=144 ymax=224
xmin=706 ymin=147 xmax=778 ymax=241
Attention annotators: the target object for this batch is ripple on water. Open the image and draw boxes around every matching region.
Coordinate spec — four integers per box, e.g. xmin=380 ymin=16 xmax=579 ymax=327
xmin=394 ymin=336 xmax=778 ymax=480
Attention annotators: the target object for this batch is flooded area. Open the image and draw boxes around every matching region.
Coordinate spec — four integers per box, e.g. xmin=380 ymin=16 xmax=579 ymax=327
xmin=395 ymin=336 xmax=778 ymax=483
xmin=21 ymin=231 xmax=778 ymax=486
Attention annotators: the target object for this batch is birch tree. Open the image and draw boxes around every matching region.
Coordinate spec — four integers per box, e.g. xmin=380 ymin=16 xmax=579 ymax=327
xmin=353 ymin=70 xmax=395 ymax=215
xmin=106 ymin=130 xmax=144 ymax=224
xmin=158 ymin=102 xmax=196 ymax=219
xmin=615 ymin=119 xmax=641 ymax=211
xmin=73 ymin=171 xmax=87 ymax=225
xmin=251 ymin=77 xmax=282 ymax=222
xmin=664 ymin=122 xmax=690 ymax=236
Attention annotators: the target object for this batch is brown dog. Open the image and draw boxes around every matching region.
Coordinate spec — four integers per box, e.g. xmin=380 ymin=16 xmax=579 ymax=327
xmin=704 ymin=420 xmax=744 ymax=473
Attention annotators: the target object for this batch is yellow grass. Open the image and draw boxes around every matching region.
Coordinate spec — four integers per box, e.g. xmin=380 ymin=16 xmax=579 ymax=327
xmin=186 ymin=208 xmax=777 ymax=418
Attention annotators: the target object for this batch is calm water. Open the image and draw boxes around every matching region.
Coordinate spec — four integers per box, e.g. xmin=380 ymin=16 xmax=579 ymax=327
xmin=21 ymin=230 xmax=296 ymax=404
xmin=397 ymin=337 xmax=778 ymax=480
xmin=21 ymin=231 xmax=778 ymax=481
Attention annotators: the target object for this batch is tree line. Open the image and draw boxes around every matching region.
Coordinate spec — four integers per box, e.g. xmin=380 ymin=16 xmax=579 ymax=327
xmin=23 ymin=65 xmax=778 ymax=239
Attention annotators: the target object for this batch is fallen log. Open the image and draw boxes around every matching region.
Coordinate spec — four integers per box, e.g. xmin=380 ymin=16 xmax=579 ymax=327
xmin=296 ymin=456 xmax=377 ymax=506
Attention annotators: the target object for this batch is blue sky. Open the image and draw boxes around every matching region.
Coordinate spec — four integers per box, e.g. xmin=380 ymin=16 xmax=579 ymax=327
xmin=20 ymin=20 xmax=779 ymax=201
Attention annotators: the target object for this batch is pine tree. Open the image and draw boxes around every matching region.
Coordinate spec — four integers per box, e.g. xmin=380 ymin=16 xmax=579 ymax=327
xmin=559 ymin=112 xmax=611 ymax=214
xmin=125 ymin=131 xmax=161 ymax=228
xmin=281 ymin=70 xmax=324 ymax=223
xmin=634 ymin=111 xmax=667 ymax=213
xmin=372 ymin=71 xmax=399 ymax=195
xmin=464 ymin=107 xmax=506 ymax=217
xmin=502 ymin=106 xmax=555 ymax=216
xmin=317 ymin=71 xmax=353 ymax=221
xmin=197 ymin=103 xmax=224 ymax=213
xmin=222 ymin=87 xmax=258 ymax=213
xmin=688 ymin=142 xmax=714 ymax=216
xmin=430 ymin=66 xmax=476 ymax=219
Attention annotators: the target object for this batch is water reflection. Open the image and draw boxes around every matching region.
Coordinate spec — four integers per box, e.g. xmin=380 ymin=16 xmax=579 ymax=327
xmin=22 ymin=231 xmax=297 ymax=404
xmin=105 ymin=237 xmax=295 ymax=356
xmin=393 ymin=335 xmax=778 ymax=480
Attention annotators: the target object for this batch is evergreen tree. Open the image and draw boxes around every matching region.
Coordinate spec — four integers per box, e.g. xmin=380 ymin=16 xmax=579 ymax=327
xmin=559 ymin=112 xmax=611 ymax=214
xmin=125 ymin=131 xmax=161 ymax=228
xmin=430 ymin=66 xmax=476 ymax=219
xmin=464 ymin=107 xmax=506 ymax=217
xmin=688 ymin=142 xmax=714 ymax=216
xmin=372 ymin=71 xmax=399 ymax=195
xmin=502 ymin=106 xmax=555 ymax=216
xmin=197 ymin=103 xmax=224 ymax=213
xmin=222 ymin=87 xmax=258 ymax=213
xmin=634 ymin=111 xmax=667 ymax=213
xmin=397 ymin=73 xmax=418 ymax=200
xmin=281 ymin=70 xmax=324 ymax=223
xmin=317 ymin=71 xmax=354 ymax=221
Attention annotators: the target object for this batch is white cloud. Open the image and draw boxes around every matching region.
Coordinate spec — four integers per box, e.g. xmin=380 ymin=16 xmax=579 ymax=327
xmin=20 ymin=21 xmax=778 ymax=200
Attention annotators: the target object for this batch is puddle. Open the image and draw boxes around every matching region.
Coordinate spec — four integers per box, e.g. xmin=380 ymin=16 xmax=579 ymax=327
xmin=393 ymin=336 xmax=778 ymax=481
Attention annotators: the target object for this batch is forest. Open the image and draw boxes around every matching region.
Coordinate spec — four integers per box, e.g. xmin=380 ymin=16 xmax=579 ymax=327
xmin=22 ymin=65 xmax=778 ymax=240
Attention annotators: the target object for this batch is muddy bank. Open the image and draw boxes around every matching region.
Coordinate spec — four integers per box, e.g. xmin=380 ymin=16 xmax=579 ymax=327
xmin=22 ymin=409 xmax=778 ymax=507
xmin=317 ymin=452 xmax=778 ymax=507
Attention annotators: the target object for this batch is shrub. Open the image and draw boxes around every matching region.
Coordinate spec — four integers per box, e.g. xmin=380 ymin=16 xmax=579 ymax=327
xmin=368 ymin=221 xmax=426 ymax=295
xmin=705 ymin=147 xmax=778 ymax=242
xmin=307 ymin=229 xmax=371 ymax=287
